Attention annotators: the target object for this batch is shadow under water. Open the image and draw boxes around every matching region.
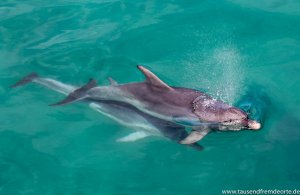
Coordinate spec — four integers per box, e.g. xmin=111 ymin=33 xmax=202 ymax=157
xmin=236 ymin=83 xmax=272 ymax=126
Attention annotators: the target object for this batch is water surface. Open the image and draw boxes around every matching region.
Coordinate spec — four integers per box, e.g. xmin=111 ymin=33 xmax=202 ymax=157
xmin=1 ymin=0 xmax=300 ymax=194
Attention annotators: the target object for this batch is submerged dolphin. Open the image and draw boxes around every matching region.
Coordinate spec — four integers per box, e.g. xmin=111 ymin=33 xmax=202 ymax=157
xmin=49 ymin=66 xmax=261 ymax=144
xmin=11 ymin=73 xmax=203 ymax=151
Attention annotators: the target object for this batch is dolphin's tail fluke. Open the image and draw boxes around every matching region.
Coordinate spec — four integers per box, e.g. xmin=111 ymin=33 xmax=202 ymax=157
xmin=50 ymin=78 xmax=97 ymax=106
xmin=10 ymin=72 xmax=38 ymax=88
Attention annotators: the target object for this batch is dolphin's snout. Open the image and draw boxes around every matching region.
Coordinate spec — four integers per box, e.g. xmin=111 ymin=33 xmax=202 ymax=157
xmin=248 ymin=120 xmax=261 ymax=130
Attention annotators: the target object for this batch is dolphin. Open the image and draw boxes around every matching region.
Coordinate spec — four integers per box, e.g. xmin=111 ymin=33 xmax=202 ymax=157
xmin=48 ymin=66 xmax=261 ymax=144
xmin=11 ymin=73 xmax=203 ymax=151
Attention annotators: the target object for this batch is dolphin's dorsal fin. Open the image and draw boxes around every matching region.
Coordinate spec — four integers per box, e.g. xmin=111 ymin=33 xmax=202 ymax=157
xmin=108 ymin=77 xmax=118 ymax=86
xmin=50 ymin=78 xmax=97 ymax=106
xmin=137 ymin=65 xmax=173 ymax=91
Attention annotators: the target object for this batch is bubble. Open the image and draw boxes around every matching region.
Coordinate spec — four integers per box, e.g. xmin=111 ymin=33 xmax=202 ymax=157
xmin=180 ymin=45 xmax=246 ymax=105
xmin=209 ymin=46 xmax=245 ymax=104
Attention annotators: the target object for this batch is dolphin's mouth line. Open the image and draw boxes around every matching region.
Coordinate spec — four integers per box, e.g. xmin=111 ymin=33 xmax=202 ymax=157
xmin=219 ymin=118 xmax=248 ymax=129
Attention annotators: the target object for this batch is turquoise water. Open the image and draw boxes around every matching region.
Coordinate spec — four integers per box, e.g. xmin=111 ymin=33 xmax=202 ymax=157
xmin=1 ymin=0 xmax=300 ymax=194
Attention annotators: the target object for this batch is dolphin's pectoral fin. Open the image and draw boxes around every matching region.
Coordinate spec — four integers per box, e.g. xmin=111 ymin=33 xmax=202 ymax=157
xmin=108 ymin=77 xmax=118 ymax=86
xmin=179 ymin=128 xmax=211 ymax=144
xmin=10 ymin=72 xmax=38 ymax=88
xmin=186 ymin=142 xmax=204 ymax=151
xmin=137 ymin=65 xmax=173 ymax=91
xmin=117 ymin=131 xmax=150 ymax=142
xmin=50 ymin=78 xmax=97 ymax=106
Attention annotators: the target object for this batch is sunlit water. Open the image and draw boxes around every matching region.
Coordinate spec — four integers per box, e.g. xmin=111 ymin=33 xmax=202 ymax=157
xmin=1 ymin=0 xmax=300 ymax=194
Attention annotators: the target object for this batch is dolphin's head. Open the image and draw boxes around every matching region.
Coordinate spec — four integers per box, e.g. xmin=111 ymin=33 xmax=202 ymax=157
xmin=219 ymin=107 xmax=261 ymax=131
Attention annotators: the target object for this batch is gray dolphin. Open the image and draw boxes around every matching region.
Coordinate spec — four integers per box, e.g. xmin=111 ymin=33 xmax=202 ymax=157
xmin=11 ymin=73 xmax=203 ymax=151
xmin=49 ymin=66 xmax=261 ymax=144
